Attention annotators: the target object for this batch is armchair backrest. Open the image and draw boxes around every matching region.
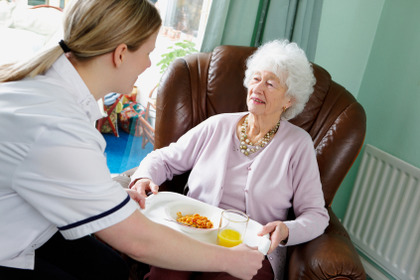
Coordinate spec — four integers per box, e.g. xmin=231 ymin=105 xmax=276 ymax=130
xmin=154 ymin=45 xmax=366 ymax=206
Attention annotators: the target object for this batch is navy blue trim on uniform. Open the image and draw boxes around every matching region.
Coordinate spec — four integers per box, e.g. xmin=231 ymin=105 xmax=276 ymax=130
xmin=58 ymin=194 xmax=131 ymax=231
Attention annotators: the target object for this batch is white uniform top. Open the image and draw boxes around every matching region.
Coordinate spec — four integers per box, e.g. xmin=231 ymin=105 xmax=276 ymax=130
xmin=0 ymin=55 xmax=138 ymax=269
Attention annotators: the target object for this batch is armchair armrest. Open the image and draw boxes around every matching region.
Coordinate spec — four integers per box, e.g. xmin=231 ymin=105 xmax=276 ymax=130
xmin=287 ymin=208 xmax=366 ymax=280
xmin=115 ymin=169 xmax=189 ymax=195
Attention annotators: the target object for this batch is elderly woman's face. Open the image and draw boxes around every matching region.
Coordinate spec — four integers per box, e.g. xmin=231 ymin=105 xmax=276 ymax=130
xmin=247 ymin=71 xmax=292 ymax=118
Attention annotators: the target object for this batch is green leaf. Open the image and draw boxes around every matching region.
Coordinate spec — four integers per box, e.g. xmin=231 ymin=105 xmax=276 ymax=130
xmin=157 ymin=40 xmax=198 ymax=74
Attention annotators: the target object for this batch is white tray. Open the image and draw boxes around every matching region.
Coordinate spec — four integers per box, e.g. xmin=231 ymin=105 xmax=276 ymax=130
xmin=140 ymin=191 xmax=271 ymax=254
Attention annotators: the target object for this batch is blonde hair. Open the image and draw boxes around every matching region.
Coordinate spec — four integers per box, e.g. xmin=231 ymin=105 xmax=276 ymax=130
xmin=0 ymin=0 xmax=161 ymax=83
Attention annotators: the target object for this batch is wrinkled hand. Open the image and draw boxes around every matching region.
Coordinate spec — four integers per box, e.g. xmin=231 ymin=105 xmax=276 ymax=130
xmin=258 ymin=221 xmax=289 ymax=254
xmin=125 ymin=188 xmax=147 ymax=208
xmin=228 ymin=244 xmax=264 ymax=280
xmin=128 ymin=178 xmax=159 ymax=209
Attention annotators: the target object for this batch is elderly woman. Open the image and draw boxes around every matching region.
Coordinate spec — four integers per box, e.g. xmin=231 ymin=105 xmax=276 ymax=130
xmin=130 ymin=40 xmax=329 ymax=280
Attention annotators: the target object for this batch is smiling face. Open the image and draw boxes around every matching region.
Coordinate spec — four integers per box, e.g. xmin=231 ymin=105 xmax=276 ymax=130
xmin=246 ymin=70 xmax=292 ymax=120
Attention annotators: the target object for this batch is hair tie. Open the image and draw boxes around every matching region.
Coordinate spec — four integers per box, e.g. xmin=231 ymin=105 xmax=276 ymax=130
xmin=59 ymin=40 xmax=71 ymax=53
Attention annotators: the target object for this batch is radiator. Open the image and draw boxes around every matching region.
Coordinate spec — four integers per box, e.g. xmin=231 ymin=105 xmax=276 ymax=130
xmin=343 ymin=144 xmax=420 ymax=280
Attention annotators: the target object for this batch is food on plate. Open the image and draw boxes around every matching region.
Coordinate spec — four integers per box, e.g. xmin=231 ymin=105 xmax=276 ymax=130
xmin=176 ymin=212 xmax=213 ymax=229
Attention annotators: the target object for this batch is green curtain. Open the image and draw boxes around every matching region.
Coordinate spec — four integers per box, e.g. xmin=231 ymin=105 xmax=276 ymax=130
xmin=201 ymin=0 xmax=323 ymax=61
xmin=200 ymin=0 xmax=232 ymax=52
xmin=290 ymin=0 xmax=324 ymax=61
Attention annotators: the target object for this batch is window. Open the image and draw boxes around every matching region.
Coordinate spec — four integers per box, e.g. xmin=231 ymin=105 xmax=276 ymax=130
xmin=106 ymin=0 xmax=213 ymax=174
xmin=27 ymin=0 xmax=66 ymax=9
xmin=136 ymin=0 xmax=212 ymax=110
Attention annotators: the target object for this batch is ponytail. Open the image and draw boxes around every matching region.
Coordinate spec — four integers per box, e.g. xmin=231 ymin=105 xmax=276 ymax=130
xmin=0 ymin=0 xmax=161 ymax=83
xmin=0 ymin=45 xmax=63 ymax=83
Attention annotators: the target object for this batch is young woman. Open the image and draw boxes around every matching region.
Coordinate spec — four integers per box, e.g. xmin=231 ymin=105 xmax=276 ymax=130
xmin=0 ymin=1 xmax=264 ymax=279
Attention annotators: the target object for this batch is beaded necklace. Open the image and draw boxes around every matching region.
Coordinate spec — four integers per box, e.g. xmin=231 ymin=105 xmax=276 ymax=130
xmin=239 ymin=115 xmax=281 ymax=156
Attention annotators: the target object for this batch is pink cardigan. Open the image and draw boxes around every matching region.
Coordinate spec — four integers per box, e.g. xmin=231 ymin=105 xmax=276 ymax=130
xmin=132 ymin=112 xmax=329 ymax=279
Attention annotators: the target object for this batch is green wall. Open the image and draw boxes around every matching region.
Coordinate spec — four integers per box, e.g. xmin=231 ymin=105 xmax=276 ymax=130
xmin=314 ymin=0 xmax=384 ymax=98
xmin=315 ymin=0 xmax=420 ymax=220
xmin=359 ymin=0 xmax=420 ymax=167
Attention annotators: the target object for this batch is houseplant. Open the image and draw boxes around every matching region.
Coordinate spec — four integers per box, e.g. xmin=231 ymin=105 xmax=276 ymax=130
xmin=156 ymin=39 xmax=198 ymax=74
xmin=141 ymin=39 xmax=198 ymax=130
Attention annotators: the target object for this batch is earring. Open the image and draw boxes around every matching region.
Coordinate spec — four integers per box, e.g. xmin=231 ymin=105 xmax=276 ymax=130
xmin=282 ymin=106 xmax=287 ymax=112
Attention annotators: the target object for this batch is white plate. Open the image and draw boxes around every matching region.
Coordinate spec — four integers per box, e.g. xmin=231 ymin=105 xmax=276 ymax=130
xmin=165 ymin=200 xmax=221 ymax=234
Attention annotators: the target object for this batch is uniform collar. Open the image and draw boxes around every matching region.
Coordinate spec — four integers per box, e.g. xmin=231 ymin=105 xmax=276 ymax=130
xmin=47 ymin=54 xmax=103 ymax=123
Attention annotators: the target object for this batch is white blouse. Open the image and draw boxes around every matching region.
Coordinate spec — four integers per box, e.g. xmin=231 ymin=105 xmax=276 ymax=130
xmin=0 ymin=55 xmax=138 ymax=269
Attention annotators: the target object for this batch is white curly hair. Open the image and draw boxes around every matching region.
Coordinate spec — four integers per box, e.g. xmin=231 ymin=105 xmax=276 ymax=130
xmin=243 ymin=39 xmax=316 ymax=120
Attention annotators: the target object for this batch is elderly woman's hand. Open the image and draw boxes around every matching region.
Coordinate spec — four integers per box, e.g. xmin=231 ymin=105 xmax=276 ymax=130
xmin=258 ymin=221 xmax=289 ymax=254
xmin=125 ymin=188 xmax=147 ymax=208
xmin=128 ymin=178 xmax=159 ymax=209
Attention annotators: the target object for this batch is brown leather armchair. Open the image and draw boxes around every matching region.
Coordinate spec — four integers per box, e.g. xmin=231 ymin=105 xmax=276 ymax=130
xmin=149 ymin=45 xmax=367 ymax=279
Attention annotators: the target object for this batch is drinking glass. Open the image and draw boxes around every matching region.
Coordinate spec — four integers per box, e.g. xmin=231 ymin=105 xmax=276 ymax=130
xmin=217 ymin=209 xmax=249 ymax=247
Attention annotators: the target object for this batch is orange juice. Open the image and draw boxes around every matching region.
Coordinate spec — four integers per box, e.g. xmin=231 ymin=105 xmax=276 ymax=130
xmin=217 ymin=229 xmax=242 ymax=247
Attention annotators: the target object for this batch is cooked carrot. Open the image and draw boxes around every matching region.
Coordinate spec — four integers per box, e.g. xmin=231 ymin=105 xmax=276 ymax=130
xmin=176 ymin=212 xmax=213 ymax=229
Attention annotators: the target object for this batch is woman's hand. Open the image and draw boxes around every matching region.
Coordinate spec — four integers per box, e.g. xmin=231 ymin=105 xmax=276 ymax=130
xmin=227 ymin=244 xmax=265 ymax=280
xmin=125 ymin=188 xmax=147 ymax=208
xmin=128 ymin=178 xmax=159 ymax=209
xmin=258 ymin=221 xmax=289 ymax=254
